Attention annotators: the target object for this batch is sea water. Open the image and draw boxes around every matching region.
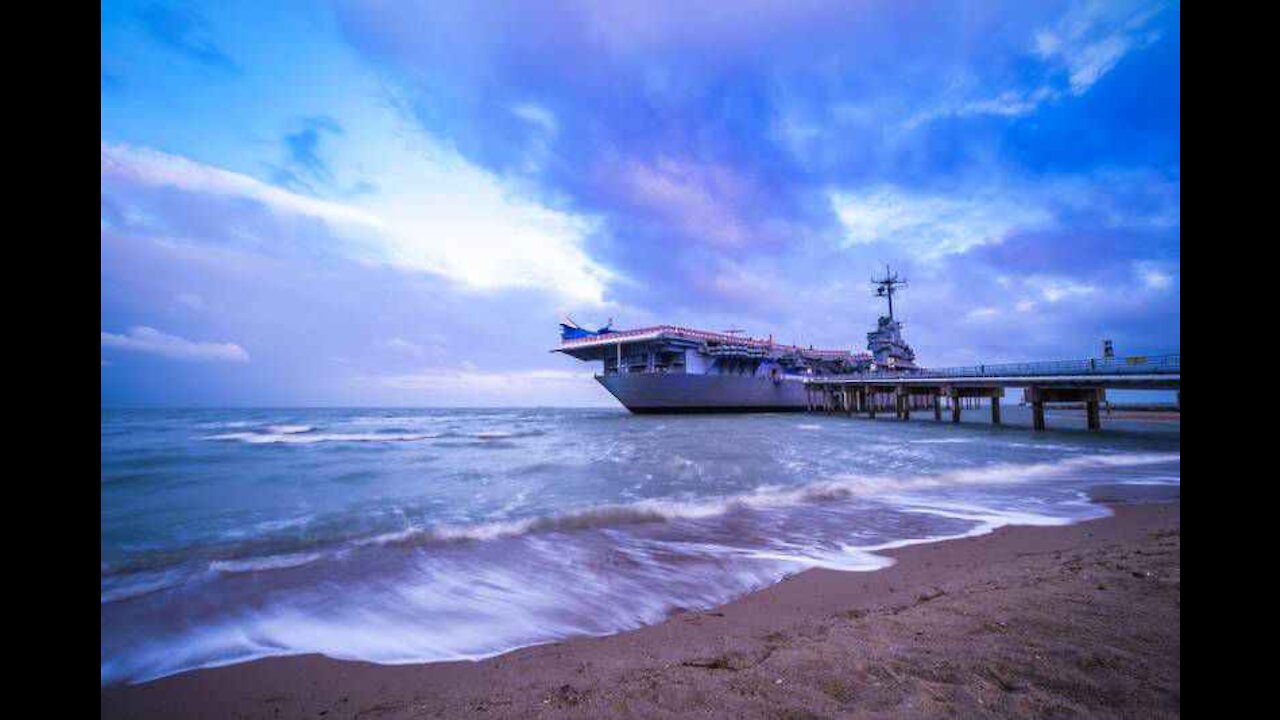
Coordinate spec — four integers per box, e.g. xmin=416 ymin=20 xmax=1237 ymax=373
xmin=101 ymin=407 xmax=1179 ymax=685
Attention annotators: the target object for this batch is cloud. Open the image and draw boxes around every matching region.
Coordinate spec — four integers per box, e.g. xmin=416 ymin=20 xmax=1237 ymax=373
xmin=1025 ymin=276 xmax=1098 ymax=303
xmin=102 ymin=142 xmax=383 ymax=229
xmin=383 ymin=335 xmax=448 ymax=363
xmin=340 ymin=363 xmax=614 ymax=409
xmin=904 ymin=1 xmax=1168 ymax=129
xmin=965 ymin=307 xmax=1000 ymax=322
xmin=1134 ymin=261 xmax=1175 ymax=290
xmin=102 ymin=140 xmax=613 ymax=303
xmin=370 ymin=367 xmax=592 ymax=391
xmin=829 ymin=167 xmax=1178 ymax=270
xmin=136 ymin=3 xmax=238 ymax=72
xmin=101 ymin=326 xmax=250 ymax=363
xmin=1033 ymin=0 xmax=1166 ymax=96
xmin=333 ymin=0 xmax=1176 ymax=319
xmin=616 ymin=158 xmax=761 ymax=250
xmin=356 ymin=366 xmax=608 ymax=406
xmin=273 ymin=116 xmax=344 ymax=192
xmin=829 ymin=185 xmax=1053 ymax=259
xmin=369 ymin=177 xmax=612 ymax=304
xmin=512 ymin=104 xmax=557 ymax=135
xmin=904 ymin=87 xmax=1060 ymax=128
xmin=100 ymin=1 xmax=1179 ymax=404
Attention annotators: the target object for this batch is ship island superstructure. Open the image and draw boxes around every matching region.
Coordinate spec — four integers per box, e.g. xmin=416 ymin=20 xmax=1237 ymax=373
xmin=865 ymin=265 xmax=917 ymax=372
xmin=554 ymin=267 xmax=920 ymax=413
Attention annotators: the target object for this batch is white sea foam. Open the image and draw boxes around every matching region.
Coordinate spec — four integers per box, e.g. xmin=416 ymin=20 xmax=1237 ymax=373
xmin=264 ymin=424 xmax=314 ymax=434
xmin=842 ymin=500 xmax=1110 ymax=559
xmin=740 ymin=545 xmax=895 ymax=572
xmin=346 ymin=451 xmax=1177 ymax=549
xmin=204 ymin=431 xmax=443 ymax=444
xmin=194 ymin=420 xmax=256 ymax=429
xmin=1117 ymin=476 xmax=1181 ymax=486
xmin=103 ymin=407 xmax=1181 ymax=689
xmin=101 ymin=570 xmax=188 ymax=604
xmin=209 ymin=552 xmax=323 ymax=574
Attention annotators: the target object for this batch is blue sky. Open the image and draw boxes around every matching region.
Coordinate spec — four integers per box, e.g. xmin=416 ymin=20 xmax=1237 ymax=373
xmin=101 ymin=0 xmax=1180 ymax=407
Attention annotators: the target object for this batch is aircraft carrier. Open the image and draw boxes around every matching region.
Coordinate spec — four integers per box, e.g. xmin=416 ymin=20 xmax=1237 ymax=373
xmin=554 ymin=268 xmax=918 ymax=413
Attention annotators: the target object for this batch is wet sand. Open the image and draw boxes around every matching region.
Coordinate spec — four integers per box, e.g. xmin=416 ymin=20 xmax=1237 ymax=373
xmin=102 ymin=491 xmax=1179 ymax=719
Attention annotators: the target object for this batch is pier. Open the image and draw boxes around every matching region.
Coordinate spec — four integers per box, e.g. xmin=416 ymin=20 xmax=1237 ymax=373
xmin=803 ymin=354 xmax=1179 ymax=431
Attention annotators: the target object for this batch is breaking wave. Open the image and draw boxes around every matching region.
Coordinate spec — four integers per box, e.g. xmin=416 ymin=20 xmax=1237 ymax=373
xmin=102 ymin=450 xmax=1179 ymax=587
xmin=204 ymin=431 xmax=445 ymax=444
xmin=102 ymin=408 xmax=1180 ymax=686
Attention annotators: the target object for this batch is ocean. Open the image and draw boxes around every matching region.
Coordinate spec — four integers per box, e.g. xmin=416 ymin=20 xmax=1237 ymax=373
xmin=101 ymin=407 xmax=1179 ymax=685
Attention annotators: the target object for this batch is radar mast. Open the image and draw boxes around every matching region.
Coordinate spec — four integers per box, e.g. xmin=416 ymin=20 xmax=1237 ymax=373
xmin=872 ymin=265 xmax=907 ymax=320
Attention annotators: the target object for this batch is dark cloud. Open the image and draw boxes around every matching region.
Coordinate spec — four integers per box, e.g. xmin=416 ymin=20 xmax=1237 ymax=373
xmin=101 ymin=1 xmax=1179 ymax=405
xmin=333 ymin=0 xmax=1179 ymax=328
xmin=136 ymin=3 xmax=239 ymax=73
xmin=272 ymin=116 xmax=344 ymax=192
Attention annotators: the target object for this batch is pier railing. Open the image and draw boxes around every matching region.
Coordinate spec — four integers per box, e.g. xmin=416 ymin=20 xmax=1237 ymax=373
xmin=808 ymin=353 xmax=1179 ymax=383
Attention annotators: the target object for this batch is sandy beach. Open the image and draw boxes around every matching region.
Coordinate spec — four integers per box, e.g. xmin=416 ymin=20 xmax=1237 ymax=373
xmin=102 ymin=487 xmax=1179 ymax=719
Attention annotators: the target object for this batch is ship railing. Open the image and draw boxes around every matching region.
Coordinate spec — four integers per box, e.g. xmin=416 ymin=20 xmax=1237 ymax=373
xmin=806 ymin=353 xmax=1179 ymax=382
xmin=558 ymin=324 xmax=859 ymax=356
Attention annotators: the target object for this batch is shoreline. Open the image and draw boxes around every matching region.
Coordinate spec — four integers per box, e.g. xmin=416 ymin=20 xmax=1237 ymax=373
xmin=102 ymin=487 xmax=1179 ymax=718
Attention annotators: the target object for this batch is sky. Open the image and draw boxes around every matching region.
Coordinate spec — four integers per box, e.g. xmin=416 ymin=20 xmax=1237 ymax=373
xmin=101 ymin=0 xmax=1180 ymax=407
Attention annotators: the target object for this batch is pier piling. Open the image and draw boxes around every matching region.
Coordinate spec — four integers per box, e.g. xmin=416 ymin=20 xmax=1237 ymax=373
xmin=800 ymin=355 xmax=1173 ymax=433
xmin=1024 ymin=386 xmax=1105 ymax=431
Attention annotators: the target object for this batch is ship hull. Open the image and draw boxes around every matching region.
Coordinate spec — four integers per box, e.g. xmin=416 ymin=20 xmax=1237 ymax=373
xmin=596 ymin=373 xmax=809 ymax=413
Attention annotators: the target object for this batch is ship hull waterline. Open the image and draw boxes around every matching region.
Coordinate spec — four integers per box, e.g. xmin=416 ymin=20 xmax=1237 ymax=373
xmin=596 ymin=373 xmax=811 ymax=414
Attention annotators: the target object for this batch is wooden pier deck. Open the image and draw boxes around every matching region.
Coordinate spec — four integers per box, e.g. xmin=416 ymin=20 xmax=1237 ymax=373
xmin=803 ymin=354 xmax=1179 ymax=431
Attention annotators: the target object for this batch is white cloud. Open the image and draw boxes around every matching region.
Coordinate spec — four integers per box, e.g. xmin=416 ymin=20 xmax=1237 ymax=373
xmin=384 ymin=337 xmax=424 ymax=355
xmin=316 ymin=114 xmax=613 ymax=304
xmin=904 ymin=1 xmax=1166 ymax=130
xmin=709 ymin=261 xmax=785 ymax=306
xmin=101 ymin=143 xmax=383 ymax=229
xmin=1066 ymin=34 xmax=1132 ymax=94
xmin=1135 ymin=261 xmax=1175 ymax=290
xmin=102 ymin=138 xmax=614 ymax=304
xmin=512 ymin=103 xmax=557 ymax=135
xmin=829 ymin=170 xmax=1176 ymax=264
xmin=383 ymin=335 xmax=448 ymax=361
xmin=904 ymin=86 xmax=1058 ymax=128
xmin=619 ymin=158 xmax=757 ymax=249
xmin=101 ymin=326 xmax=250 ymax=362
xmin=829 ymin=185 xmax=1052 ymax=259
xmin=1034 ymin=0 xmax=1165 ymax=96
xmin=369 ymin=367 xmax=593 ymax=392
xmin=372 ymin=186 xmax=612 ymax=304
xmin=1034 ymin=30 xmax=1062 ymax=57
xmin=1024 ymin=276 xmax=1097 ymax=303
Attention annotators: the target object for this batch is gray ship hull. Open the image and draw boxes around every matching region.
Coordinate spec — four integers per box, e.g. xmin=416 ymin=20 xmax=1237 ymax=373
xmin=597 ymin=373 xmax=809 ymax=413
